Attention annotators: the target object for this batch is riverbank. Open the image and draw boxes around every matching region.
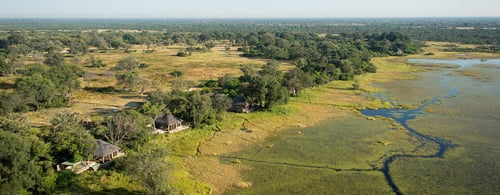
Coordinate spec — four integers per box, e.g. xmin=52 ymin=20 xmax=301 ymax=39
xmin=172 ymin=55 xmax=422 ymax=194
xmin=173 ymin=42 xmax=500 ymax=194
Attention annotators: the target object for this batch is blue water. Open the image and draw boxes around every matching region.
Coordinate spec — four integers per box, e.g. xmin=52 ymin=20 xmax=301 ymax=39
xmin=361 ymin=58 xmax=500 ymax=195
xmin=361 ymin=98 xmax=452 ymax=195
xmin=407 ymin=58 xmax=500 ymax=69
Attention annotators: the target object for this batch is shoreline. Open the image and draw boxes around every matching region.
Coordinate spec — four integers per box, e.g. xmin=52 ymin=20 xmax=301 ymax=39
xmin=182 ymin=55 xmax=422 ymax=194
xmin=170 ymin=42 xmax=500 ymax=194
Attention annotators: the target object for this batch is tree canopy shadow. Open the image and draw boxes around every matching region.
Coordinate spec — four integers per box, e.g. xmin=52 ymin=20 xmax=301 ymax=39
xmin=0 ymin=82 xmax=16 ymax=90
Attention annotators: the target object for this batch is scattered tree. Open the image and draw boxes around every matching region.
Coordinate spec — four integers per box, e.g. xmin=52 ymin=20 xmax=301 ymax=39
xmin=116 ymin=56 xmax=139 ymax=71
xmin=90 ymin=58 xmax=106 ymax=68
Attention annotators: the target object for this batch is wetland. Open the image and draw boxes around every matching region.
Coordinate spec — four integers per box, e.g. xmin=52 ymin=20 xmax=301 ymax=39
xmin=223 ymin=58 xmax=500 ymax=194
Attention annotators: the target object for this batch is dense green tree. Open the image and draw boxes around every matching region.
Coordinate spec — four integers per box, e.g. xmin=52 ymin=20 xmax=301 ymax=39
xmin=0 ymin=92 xmax=24 ymax=114
xmin=49 ymin=111 xmax=97 ymax=162
xmin=44 ymin=65 xmax=82 ymax=102
xmin=140 ymin=101 xmax=166 ymax=130
xmin=186 ymin=92 xmax=216 ymax=128
xmin=6 ymin=32 xmax=28 ymax=45
xmin=284 ymin=68 xmax=314 ymax=96
xmin=0 ymin=113 xmax=32 ymax=135
xmin=148 ymin=90 xmax=218 ymax=128
xmin=204 ymin=42 xmax=216 ymax=51
xmin=165 ymin=89 xmax=189 ymax=117
xmin=243 ymin=61 xmax=289 ymax=109
xmin=68 ymin=39 xmax=88 ymax=55
xmin=44 ymin=51 xmax=65 ymax=66
xmin=116 ymin=71 xmax=139 ymax=92
xmin=6 ymin=44 xmax=31 ymax=58
xmin=95 ymin=110 xmax=151 ymax=149
xmin=0 ymin=113 xmax=53 ymax=194
xmin=5 ymin=58 xmax=24 ymax=75
xmin=0 ymin=55 xmax=7 ymax=75
xmin=0 ymin=132 xmax=44 ymax=194
xmin=210 ymin=93 xmax=232 ymax=114
xmin=123 ymin=140 xmax=174 ymax=194
xmin=219 ymin=74 xmax=240 ymax=97
xmin=15 ymin=73 xmax=57 ymax=110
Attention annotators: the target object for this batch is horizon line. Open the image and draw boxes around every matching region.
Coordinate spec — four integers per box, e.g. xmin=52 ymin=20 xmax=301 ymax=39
xmin=1 ymin=16 xmax=500 ymax=20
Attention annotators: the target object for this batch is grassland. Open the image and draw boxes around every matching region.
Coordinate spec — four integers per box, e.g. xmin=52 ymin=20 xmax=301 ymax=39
xmin=5 ymin=41 xmax=498 ymax=194
xmin=184 ymin=42 xmax=500 ymax=194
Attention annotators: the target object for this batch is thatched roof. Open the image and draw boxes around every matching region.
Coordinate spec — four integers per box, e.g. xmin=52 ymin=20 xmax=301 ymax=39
xmin=155 ymin=114 xmax=183 ymax=126
xmin=94 ymin=139 xmax=121 ymax=158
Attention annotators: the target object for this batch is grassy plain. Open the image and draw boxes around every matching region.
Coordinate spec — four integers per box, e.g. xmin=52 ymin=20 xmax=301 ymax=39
xmin=4 ymin=41 xmax=498 ymax=194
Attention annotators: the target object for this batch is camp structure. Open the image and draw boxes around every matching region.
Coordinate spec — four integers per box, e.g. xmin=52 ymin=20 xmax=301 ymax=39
xmin=154 ymin=114 xmax=189 ymax=134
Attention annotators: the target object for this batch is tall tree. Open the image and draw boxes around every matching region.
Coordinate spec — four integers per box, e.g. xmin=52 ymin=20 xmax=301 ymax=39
xmin=123 ymin=139 xmax=174 ymax=194
xmin=0 ymin=131 xmax=43 ymax=194
xmin=0 ymin=113 xmax=32 ymax=135
xmin=285 ymin=68 xmax=314 ymax=96
xmin=140 ymin=101 xmax=166 ymax=130
xmin=44 ymin=65 xmax=82 ymax=102
xmin=249 ymin=61 xmax=289 ymax=109
xmin=50 ymin=111 xmax=97 ymax=162
xmin=186 ymin=92 xmax=216 ymax=128
xmin=0 ymin=113 xmax=53 ymax=194
xmin=43 ymin=51 xmax=64 ymax=67
xmin=101 ymin=112 xmax=138 ymax=145
xmin=116 ymin=71 xmax=139 ymax=92
xmin=15 ymin=73 xmax=57 ymax=110
xmin=95 ymin=110 xmax=150 ymax=148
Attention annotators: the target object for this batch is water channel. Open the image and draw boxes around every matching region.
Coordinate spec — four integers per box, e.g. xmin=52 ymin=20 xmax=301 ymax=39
xmin=225 ymin=59 xmax=500 ymax=194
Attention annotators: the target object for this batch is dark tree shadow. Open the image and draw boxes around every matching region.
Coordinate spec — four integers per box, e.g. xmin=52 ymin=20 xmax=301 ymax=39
xmin=92 ymin=107 xmax=120 ymax=115
xmin=0 ymin=82 xmax=16 ymax=90
xmin=124 ymin=101 xmax=145 ymax=109
xmin=84 ymin=86 xmax=120 ymax=94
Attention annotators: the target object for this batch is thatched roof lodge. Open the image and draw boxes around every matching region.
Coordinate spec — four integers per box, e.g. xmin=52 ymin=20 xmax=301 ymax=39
xmin=94 ymin=139 xmax=124 ymax=163
xmin=154 ymin=114 xmax=189 ymax=134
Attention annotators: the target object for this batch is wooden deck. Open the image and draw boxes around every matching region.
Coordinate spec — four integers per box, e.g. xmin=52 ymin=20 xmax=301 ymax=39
xmin=155 ymin=126 xmax=189 ymax=134
xmin=72 ymin=161 xmax=99 ymax=174
xmin=168 ymin=126 xmax=189 ymax=133
xmin=59 ymin=152 xmax=125 ymax=174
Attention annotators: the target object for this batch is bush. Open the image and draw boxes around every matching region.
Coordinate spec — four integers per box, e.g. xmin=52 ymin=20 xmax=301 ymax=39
xmin=352 ymin=83 xmax=360 ymax=90
xmin=90 ymin=59 xmax=106 ymax=68
xmin=176 ymin=51 xmax=190 ymax=57
xmin=139 ymin=63 xmax=150 ymax=69
xmin=170 ymin=70 xmax=183 ymax=77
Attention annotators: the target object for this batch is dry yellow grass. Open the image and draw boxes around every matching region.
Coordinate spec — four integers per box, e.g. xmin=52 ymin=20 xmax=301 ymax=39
xmin=20 ymin=44 xmax=271 ymax=126
xmin=412 ymin=41 xmax=499 ymax=59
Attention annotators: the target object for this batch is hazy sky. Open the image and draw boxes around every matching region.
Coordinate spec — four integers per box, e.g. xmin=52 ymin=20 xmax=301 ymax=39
xmin=2 ymin=0 xmax=499 ymax=18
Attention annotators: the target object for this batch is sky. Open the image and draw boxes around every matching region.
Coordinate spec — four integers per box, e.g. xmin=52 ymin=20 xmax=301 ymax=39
xmin=1 ymin=0 xmax=499 ymax=18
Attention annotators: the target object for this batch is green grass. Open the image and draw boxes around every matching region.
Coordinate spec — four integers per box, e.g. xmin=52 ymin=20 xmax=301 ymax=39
xmin=27 ymin=42 xmax=500 ymax=194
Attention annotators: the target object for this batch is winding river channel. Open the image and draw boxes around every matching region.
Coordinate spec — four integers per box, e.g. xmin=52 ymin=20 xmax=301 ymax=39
xmin=363 ymin=58 xmax=500 ymax=194
xmin=225 ymin=58 xmax=500 ymax=194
